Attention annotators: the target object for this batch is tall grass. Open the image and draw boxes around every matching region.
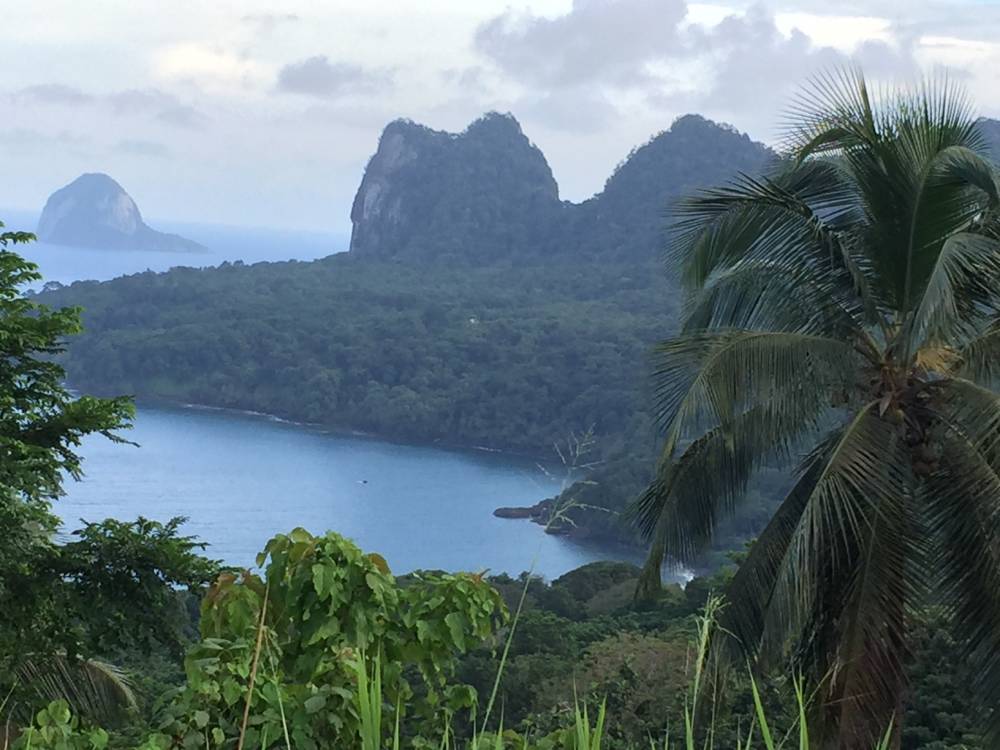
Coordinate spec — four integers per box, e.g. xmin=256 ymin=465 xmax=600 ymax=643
xmin=344 ymin=593 xmax=895 ymax=750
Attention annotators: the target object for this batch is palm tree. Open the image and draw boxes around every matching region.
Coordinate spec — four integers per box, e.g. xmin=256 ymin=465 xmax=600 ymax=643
xmin=632 ymin=70 xmax=1000 ymax=747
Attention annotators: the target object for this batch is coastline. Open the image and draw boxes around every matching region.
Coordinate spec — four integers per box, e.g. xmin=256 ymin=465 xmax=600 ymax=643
xmin=145 ymin=396 xmax=555 ymax=465
xmin=82 ymin=391 xmax=652 ymax=561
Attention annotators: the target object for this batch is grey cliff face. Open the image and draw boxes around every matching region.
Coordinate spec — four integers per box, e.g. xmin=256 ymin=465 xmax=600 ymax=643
xmin=349 ymin=129 xmax=419 ymax=254
xmin=37 ymin=173 xmax=205 ymax=252
xmin=348 ymin=113 xmax=560 ymax=260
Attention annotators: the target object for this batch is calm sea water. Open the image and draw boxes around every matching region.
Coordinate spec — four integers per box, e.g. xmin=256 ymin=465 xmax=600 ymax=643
xmin=1 ymin=209 xmax=348 ymax=285
xmin=58 ymin=404 xmax=646 ymax=579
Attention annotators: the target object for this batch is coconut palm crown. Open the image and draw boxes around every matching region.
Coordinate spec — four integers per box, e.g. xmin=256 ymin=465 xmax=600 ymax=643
xmin=632 ymin=70 xmax=1000 ymax=746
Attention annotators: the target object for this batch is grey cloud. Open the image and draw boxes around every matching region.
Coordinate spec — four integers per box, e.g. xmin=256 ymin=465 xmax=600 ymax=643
xmin=157 ymin=105 xmax=208 ymax=129
xmin=115 ymin=139 xmax=171 ymax=158
xmin=0 ymin=128 xmax=91 ymax=151
xmin=516 ymin=88 xmax=619 ymax=133
xmin=475 ymin=0 xmax=687 ymax=88
xmin=10 ymin=83 xmax=206 ymax=130
xmin=242 ymin=13 xmax=299 ymax=34
xmin=107 ymin=89 xmax=208 ymax=128
xmin=441 ymin=66 xmax=489 ymax=91
xmin=107 ymin=88 xmax=178 ymax=114
xmin=474 ymin=0 xmax=925 ymax=136
xmin=684 ymin=7 xmax=920 ymax=135
xmin=12 ymin=84 xmax=94 ymax=105
xmin=276 ymin=56 xmax=392 ymax=98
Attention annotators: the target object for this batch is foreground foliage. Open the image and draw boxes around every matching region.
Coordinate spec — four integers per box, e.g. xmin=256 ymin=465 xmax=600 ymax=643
xmin=0 ymin=230 xmax=218 ymax=730
xmin=148 ymin=529 xmax=505 ymax=749
xmin=635 ymin=71 xmax=1000 ymax=745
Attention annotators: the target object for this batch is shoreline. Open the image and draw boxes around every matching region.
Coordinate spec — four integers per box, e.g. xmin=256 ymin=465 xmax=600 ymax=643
xmin=87 ymin=392 xmax=657 ymax=563
xmin=132 ymin=393 xmax=561 ymax=467
xmin=73 ymin=391 xmax=681 ymax=581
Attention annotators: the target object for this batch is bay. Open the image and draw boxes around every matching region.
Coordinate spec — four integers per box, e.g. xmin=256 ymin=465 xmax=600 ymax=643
xmin=2 ymin=211 xmax=661 ymax=581
xmin=58 ymin=404 xmax=646 ymax=580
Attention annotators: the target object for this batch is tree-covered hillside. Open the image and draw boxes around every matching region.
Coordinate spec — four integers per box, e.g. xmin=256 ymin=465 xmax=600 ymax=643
xmin=34 ymin=113 xmax=775 ymax=545
xmin=39 ymin=256 xmax=672 ymax=459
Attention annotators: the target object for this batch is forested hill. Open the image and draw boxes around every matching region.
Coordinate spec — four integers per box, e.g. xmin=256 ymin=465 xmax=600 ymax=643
xmin=35 ymin=113 xmax=775 ymax=544
xmin=349 ymin=112 xmax=773 ymax=262
xmin=349 ymin=113 xmax=560 ymax=260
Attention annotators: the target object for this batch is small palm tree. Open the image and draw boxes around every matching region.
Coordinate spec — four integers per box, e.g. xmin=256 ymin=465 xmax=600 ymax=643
xmin=632 ymin=70 xmax=1000 ymax=747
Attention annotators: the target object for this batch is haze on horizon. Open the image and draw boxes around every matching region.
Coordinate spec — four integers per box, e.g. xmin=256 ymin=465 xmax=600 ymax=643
xmin=3 ymin=0 xmax=999 ymax=233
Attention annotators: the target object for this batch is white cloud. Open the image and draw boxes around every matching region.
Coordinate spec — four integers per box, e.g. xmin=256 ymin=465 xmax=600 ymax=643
xmin=774 ymin=12 xmax=892 ymax=51
xmin=152 ymin=43 xmax=270 ymax=90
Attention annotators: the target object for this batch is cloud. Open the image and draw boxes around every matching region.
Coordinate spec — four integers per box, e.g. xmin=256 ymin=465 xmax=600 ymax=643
xmin=275 ymin=56 xmax=392 ymax=98
xmin=107 ymin=88 xmax=178 ymax=114
xmin=241 ymin=13 xmax=299 ymax=35
xmin=473 ymin=0 xmax=923 ymax=135
xmin=156 ymin=105 xmax=207 ymax=129
xmin=517 ymin=88 xmax=619 ymax=133
xmin=682 ymin=7 xmax=919 ymax=134
xmin=475 ymin=0 xmax=687 ymax=89
xmin=115 ymin=139 xmax=171 ymax=158
xmin=153 ymin=42 xmax=267 ymax=88
xmin=0 ymin=127 xmax=91 ymax=151
xmin=12 ymin=84 xmax=94 ymax=105
xmin=107 ymin=90 xmax=208 ymax=129
xmin=9 ymin=83 xmax=206 ymax=130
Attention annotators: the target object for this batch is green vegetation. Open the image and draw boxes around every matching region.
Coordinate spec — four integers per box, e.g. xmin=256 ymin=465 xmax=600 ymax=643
xmin=31 ymin=112 xmax=774 ymax=549
xmin=0 ymin=225 xmax=217 ymax=735
xmin=5 ymin=71 xmax=1000 ymax=749
xmin=634 ymin=71 xmax=1000 ymax=745
xmin=36 ymin=257 xmax=669 ymax=461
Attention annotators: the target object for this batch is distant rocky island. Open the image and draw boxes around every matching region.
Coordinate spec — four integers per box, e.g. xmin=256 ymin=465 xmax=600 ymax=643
xmin=37 ymin=173 xmax=205 ymax=252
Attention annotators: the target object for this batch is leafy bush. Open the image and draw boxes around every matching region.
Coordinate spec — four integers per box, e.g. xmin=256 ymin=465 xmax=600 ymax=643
xmin=11 ymin=701 xmax=109 ymax=750
xmin=151 ymin=529 xmax=506 ymax=749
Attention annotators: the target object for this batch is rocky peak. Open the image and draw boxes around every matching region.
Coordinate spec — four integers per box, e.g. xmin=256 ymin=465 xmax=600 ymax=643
xmin=37 ymin=173 xmax=204 ymax=252
xmin=978 ymin=117 xmax=1000 ymax=159
xmin=349 ymin=113 xmax=559 ymax=259
xmin=347 ymin=111 xmax=773 ymax=265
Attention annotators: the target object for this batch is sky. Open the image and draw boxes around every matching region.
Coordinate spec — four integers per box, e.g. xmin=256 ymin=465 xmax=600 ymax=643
xmin=3 ymin=0 xmax=1000 ymax=233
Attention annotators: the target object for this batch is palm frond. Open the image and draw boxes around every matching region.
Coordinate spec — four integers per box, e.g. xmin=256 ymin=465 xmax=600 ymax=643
xmin=921 ymin=388 xmax=1000 ymax=741
xmin=633 ymin=391 xmax=827 ymax=558
xmin=899 ymin=146 xmax=1000 ymax=317
xmin=931 ymin=378 xmax=1000 ymax=462
xmin=782 ymin=68 xmax=880 ymax=159
xmin=651 ymin=330 xmax=861 ymax=455
xmin=760 ymin=404 xmax=912 ymax=661
xmin=717 ymin=432 xmax=843 ymax=661
xmin=906 ymin=233 xmax=1000 ymax=359
xmin=672 ymin=162 xmax=862 ymax=291
xmin=957 ymin=321 xmax=1000 ymax=385
xmin=16 ymin=656 xmax=137 ymax=726
xmin=683 ymin=259 xmax=869 ymax=342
